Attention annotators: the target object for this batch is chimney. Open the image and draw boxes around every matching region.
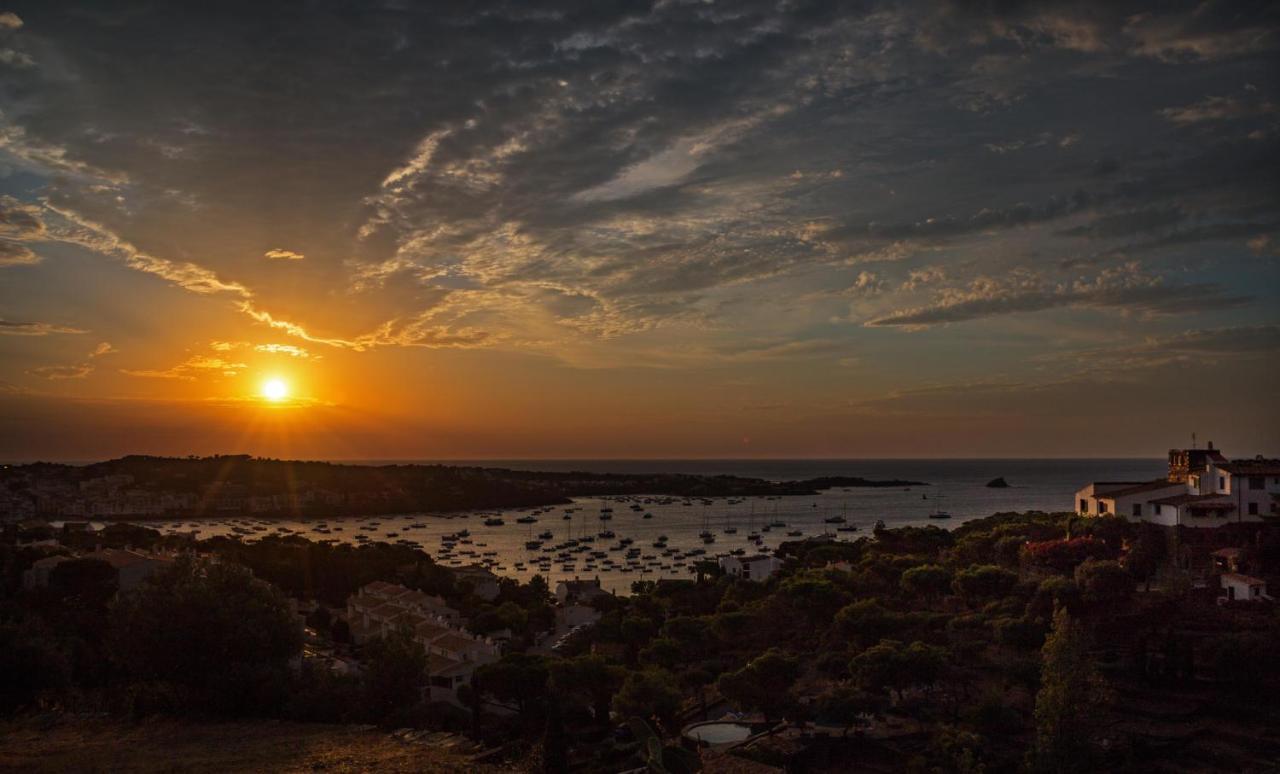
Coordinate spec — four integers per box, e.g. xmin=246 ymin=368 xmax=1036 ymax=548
xmin=1207 ymin=441 xmax=1214 ymax=451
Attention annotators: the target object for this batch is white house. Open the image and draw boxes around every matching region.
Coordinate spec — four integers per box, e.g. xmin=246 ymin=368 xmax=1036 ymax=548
xmin=344 ymin=580 xmax=499 ymax=705
xmin=22 ymin=554 xmax=70 ymax=589
xmin=1075 ymin=442 xmax=1280 ymax=527
xmin=556 ymin=577 xmax=609 ymax=606
xmin=453 ymin=565 xmax=502 ymax=601
xmin=1220 ymin=573 xmax=1269 ymax=602
xmin=719 ymin=554 xmax=784 ymax=582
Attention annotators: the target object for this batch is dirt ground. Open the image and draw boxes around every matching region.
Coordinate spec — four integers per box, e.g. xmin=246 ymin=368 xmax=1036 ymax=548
xmin=0 ymin=715 xmax=517 ymax=773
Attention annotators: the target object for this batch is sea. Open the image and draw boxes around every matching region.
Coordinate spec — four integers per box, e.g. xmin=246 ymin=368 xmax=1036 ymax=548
xmin=141 ymin=458 xmax=1165 ymax=593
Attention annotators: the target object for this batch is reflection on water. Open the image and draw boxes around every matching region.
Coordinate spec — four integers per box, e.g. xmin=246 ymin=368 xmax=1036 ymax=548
xmin=139 ymin=458 xmax=1165 ymax=594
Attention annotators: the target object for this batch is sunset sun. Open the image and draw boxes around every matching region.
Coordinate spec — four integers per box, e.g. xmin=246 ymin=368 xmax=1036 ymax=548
xmin=261 ymin=378 xmax=289 ymax=402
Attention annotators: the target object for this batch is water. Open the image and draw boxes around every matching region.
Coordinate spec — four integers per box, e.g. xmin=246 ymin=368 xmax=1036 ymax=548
xmin=138 ymin=459 xmax=1164 ymax=593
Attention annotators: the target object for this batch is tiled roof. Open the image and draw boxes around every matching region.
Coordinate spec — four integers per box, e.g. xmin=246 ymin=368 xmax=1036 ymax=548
xmin=1219 ymin=460 xmax=1280 ymax=476
xmin=1221 ymin=573 xmax=1266 ymax=586
xmin=425 ymin=653 xmax=471 ymax=676
xmin=1097 ymin=480 xmax=1185 ymax=499
xmin=414 ymin=621 xmax=451 ymax=642
xmin=432 ymin=632 xmax=480 ymax=654
xmin=1150 ymin=494 xmax=1234 ymax=509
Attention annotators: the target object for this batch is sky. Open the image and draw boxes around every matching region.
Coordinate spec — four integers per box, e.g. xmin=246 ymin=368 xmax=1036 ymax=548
xmin=0 ymin=0 xmax=1277 ymax=461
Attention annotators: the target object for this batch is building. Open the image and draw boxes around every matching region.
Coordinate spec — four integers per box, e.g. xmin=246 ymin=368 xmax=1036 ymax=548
xmin=1075 ymin=442 xmax=1280 ymax=527
xmin=22 ymin=554 xmax=70 ymax=589
xmin=344 ymin=581 xmax=499 ymax=704
xmin=1220 ymin=573 xmax=1269 ymax=602
xmin=22 ymin=547 xmax=172 ymax=591
xmin=83 ymin=548 xmax=173 ymax=591
xmin=452 ymin=565 xmax=501 ymax=601
xmin=719 ymin=554 xmax=784 ymax=582
xmin=556 ymin=577 xmax=609 ymax=606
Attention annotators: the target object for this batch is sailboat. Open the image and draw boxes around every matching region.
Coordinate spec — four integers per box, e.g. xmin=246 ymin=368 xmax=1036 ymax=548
xmin=928 ymin=492 xmax=952 ymax=519
xmin=723 ymin=504 xmax=738 ymax=534
xmin=698 ymin=505 xmax=715 ymax=543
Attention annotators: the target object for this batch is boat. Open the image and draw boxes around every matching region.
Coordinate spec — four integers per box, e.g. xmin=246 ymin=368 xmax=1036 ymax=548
xmin=525 ymin=540 xmax=543 ymax=549
xmin=538 ymin=530 xmax=553 ymax=540
xmin=516 ymin=515 xmax=537 ymax=524
xmin=928 ymin=512 xmax=952 ymax=520
xmin=483 ymin=517 xmax=504 ymax=526
xmin=786 ymin=529 xmax=803 ymax=537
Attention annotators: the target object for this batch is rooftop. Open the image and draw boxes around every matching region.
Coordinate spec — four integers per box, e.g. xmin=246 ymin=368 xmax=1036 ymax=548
xmin=1150 ymin=494 xmax=1235 ymax=509
xmin=1097 ymin=479 xmax=1186 ymax=499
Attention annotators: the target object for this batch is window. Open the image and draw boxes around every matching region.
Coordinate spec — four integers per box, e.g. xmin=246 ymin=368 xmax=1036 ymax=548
xmin=1080 ymin=499 xmax=1088 ymax=512
xmin=1249 ymin=476 xmax=1264 ymax=490
xmin=1219 ymin=476 xmax=1225 ymax=490
xmin=1248 ymin=502 xmax=1258 ymax=516
xmin=1132 ymin=503 xmax=1142 ymax=517
xmin=1099 ymin=501 xmax=1109 ymax=514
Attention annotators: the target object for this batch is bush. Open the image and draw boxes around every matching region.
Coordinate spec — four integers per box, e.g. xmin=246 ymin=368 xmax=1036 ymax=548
xmin=109 ymin=555 xmax=302 ymax=716
xmin=953 ymin=565 xmax=1018 ymax=606
xmin=1022 ymin=537 xmax=1111 ymax=574
xmin=1073 ymin=560 xmax=1133 ymax=610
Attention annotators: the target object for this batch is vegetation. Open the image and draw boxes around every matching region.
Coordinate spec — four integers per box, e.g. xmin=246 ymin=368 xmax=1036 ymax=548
xmin=3 ymin=507 xmax=1279 ymax=772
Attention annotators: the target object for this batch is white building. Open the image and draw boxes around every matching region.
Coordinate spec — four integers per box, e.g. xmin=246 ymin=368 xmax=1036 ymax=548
xmin=556 ymin=577 xmax=609 ymax=606
xmin=1075 ymin=443 xmax=1280 ymax=527
xmin=1220 ymin=573 xmax=1269 ymax=602
xmin=719 ymin=554 xmax=784 ymax=582
xmin=345 ymin=581 xmax=499 ymax=705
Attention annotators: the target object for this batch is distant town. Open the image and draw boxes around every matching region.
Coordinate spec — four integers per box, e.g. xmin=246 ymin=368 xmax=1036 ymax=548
xmin=0 ymin=455 xmax=924 ymax=521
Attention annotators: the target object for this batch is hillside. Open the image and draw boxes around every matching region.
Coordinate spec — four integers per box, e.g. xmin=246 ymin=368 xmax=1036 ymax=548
xmin=0 ymin=715 xmax=520 ymax=773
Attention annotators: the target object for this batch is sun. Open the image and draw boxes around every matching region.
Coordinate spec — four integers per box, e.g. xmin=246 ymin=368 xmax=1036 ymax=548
xmin=261 ymin=378 xmax=289 ymax=402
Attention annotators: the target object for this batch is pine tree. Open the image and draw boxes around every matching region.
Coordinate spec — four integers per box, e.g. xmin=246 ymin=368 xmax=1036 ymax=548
xmin=1031 ymin=607 xmax=1109 ymax=773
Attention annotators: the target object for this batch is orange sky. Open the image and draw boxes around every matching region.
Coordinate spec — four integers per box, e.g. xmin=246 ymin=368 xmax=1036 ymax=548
xmin=1 ymin=2 xmax=1278 ymax=460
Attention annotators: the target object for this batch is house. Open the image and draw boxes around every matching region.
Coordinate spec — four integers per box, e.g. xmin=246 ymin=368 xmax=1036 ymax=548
xmin=344 ymin=580 xmax=499 ymax=705
xmin=1220 ymin=573 xmax=1269 ymax=602
xmin=22 ymin=554 xmax=70 ymax=589
xmin=556 ymin=577 xmax=609 ymax=606
xmin=1075 ymin=442 xmax=1280 ymax=526
xmin=719 ymin=554 xmax=784 ymax=582
xmin=81 ymin=548 xmax=173 ymax=591
xmin=453 ymin=565 xmax=501 ymax=601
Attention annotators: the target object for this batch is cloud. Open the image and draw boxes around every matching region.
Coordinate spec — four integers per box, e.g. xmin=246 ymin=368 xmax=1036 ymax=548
xmin=264 ymin=248 xmax=304 ymax=261
xmin=42 ymin=202 xmax=250 ymax=296
xmin=0 ymin=241 xmax=39 ymax=267
xmin=0 ymin=12 xmax=20 ymax=30
xmin=1161 ymin=96 xmax=1277 ymax=125
xmin=866 ymin=264 xmax=1251 ymax=328
xmin=121 ymin=354 xmax=248 ymax=380
xmin=28 ymin=364 xmax=93 ymax=380
xmin=0 ymin=319 xmax=85 ymax=336
xmin=0 ymin=196 xmax=46 ymax=239
xmin=89 ymin=341 xmax=116 ymax=357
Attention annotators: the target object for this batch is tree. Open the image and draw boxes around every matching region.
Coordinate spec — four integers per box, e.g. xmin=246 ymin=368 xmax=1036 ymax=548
xmin=953 ymin=565 xmax=1018 ymax=606
xmin=813 ymin=685 xmax=881 ymax=735
xmin=474 ymin=654 xmax=550 ymax=728
xmin=835 ymin=599 xmax=897 ymax=647
xmin=1073 ymin=559 xmax=1132 ymax=611
xmin=717 ymin=649 xmax=801 ymax=722
xmin=849 ymin=640 xmax=948 ymax=701
xmin=541 ymin=700 xmax=568 ymax=774
xmin=900 ymin=564 xmax=952 ymax=601
xmin=550 ymin=654 xmax=625 ymax=724
xmin=1123 ymin=526 xmax=1167 ymax=591
xmin=612 ymin=668 xmax=683 ymax=734
xmin=1031 ymin=607 xmax=1109 ymax=773
xmin=361 ymin=628 xmax=427 ymax=724
xmin=109 ymin=555 xmax=302 ymax=715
